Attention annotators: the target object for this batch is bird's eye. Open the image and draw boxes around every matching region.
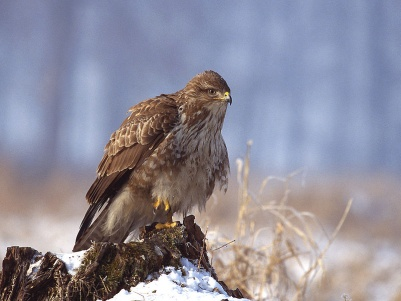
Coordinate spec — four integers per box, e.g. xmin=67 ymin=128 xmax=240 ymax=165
xmin=208 ymin=89 xmax=217 ymax=95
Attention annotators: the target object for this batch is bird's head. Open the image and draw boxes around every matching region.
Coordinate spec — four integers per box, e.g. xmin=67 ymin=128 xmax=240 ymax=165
xmin=184 ymin=70 xmax=232 ymax=106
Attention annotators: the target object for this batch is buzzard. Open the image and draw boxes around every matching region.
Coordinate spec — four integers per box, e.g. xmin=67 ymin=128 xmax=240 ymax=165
xmin=73 ymin=70 xmax=231 ymax=252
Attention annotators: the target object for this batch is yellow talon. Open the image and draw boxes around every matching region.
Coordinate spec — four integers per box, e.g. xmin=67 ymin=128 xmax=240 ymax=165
xmin=153 ymin=198 xmax=162 ymax=209
xmin=153 ymin=205 xmax=179 ymax=229
xmin=164 ymin=200 xmax=170 ymax=211
xmin=154 ymin=221 xmax=179 ymax=230
xmin=153 ymin=198 xmax=171 ymax=212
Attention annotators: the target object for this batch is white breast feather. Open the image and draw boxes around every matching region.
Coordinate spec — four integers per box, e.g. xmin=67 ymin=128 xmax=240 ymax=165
xmin=152 ymin=104 xmax=228 ymax=214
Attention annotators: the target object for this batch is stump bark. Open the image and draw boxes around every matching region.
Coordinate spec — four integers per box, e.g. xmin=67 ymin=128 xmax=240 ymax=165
xmin=0 ymin=215 xmax=243 ymax=301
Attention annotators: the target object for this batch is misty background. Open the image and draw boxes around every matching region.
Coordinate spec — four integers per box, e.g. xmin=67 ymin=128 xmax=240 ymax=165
xmin=1 ymin=1 xmax=400 ymax=179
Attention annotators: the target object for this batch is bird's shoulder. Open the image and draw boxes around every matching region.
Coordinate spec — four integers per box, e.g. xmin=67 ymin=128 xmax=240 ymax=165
xmin=107 ymin=95 xmax=179 ymax=155
xmin=97 ymin=94 xmax=180 ymax=177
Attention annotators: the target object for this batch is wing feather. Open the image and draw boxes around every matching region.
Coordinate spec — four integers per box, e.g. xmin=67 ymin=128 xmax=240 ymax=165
xmin=86 ymin=95 xmax=178 ymax=205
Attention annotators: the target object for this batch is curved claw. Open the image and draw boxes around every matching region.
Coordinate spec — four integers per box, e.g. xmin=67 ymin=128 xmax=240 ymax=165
xmin=153 ymin=204 xmax=177 ymax=229
xmin=154 ymin=221 xmax=179 ymax=230
xmin=153 ymin=198 xmax=171 ymax=211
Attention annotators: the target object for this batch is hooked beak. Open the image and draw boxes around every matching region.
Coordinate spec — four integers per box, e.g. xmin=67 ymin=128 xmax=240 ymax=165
xmin=224 ymin=91 xmax=232 ymax=105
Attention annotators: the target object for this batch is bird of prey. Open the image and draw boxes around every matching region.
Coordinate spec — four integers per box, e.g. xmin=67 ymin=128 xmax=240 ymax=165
xmin=73 ymin=70 xmax=232 ymax=252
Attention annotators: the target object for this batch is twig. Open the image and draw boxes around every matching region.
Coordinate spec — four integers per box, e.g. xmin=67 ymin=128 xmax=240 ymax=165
xmin=211 ymin=240 xmax=236 ymax=251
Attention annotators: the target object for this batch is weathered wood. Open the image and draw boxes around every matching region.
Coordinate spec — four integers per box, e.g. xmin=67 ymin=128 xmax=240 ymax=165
xmin=0 ymin=215 xmax=243 ymax=300
xmin=0 ymin=246 xmax=39 ymax=301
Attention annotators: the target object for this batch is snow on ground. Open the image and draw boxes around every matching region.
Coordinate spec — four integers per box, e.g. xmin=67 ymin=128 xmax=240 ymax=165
xmin=55 ymin=250 xmax=86 ymax=276
xmin=57 ymin=253 xmax=249 ymax=301
xmin=323 ymin=239 xmax=401 ymax=300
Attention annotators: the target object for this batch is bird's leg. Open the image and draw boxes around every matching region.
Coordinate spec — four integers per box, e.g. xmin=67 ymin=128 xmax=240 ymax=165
xmin=153 ymin=197 xmax=179 ymax=229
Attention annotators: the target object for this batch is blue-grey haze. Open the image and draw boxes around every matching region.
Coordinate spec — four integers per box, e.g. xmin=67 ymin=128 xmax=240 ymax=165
xmin=1 ymin=1 xmax=400 ymax=176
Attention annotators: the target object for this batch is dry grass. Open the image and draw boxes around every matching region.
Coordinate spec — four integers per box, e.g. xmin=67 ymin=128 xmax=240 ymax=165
xmin=2 ymin=151 xmax=401 ymax=300
xmin=204 ymin=142 xmax=352 ymax=301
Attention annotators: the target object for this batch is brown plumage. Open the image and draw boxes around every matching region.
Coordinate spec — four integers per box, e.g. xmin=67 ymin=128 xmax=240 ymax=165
xmin=73 ymin=70 xmax=231 ymax=252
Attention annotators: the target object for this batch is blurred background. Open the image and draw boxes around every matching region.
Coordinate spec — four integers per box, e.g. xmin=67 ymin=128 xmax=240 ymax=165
xmin=1 ymin=1 xmax=401 ymax=299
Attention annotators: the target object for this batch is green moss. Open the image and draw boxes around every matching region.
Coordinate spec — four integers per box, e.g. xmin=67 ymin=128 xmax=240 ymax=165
xmin=71 ymin=225 xmax=188 ymax=299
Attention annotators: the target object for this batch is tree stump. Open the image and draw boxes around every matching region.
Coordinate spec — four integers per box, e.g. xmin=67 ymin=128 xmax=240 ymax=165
xmin=0 ymin=215 xmax=243 ymax=301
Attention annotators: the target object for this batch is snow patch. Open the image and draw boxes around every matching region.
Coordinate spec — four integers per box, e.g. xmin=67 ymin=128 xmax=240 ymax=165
xmin=55 ymin=250 xmax=86 ymax=276
xmin=105 ymin=258 xmax=249 ymax=301
xmin=26 ymin=255 xmax=43 ymax=279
